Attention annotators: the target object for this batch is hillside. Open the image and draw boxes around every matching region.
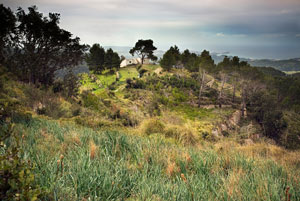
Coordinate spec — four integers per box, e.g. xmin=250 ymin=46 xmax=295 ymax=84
xmin=1 ymin=64 xmax=300 ymax=200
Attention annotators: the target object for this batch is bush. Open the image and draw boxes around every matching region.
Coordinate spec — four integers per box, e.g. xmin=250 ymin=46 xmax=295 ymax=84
xmin=126 ymin=78 xmax=146 ymax=89
xmin=142 ymin=118 xmax=165 ymax=135
xmin=0 ymin=123 xmax=44 ymax=200
xmin=81 ymin=91 xmax=103 ymax=111
xmin=164 ymin=125 xmax=197 ymax=145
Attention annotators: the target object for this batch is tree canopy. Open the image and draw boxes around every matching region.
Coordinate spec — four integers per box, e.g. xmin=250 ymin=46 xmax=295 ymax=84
xmin=86 ymin=44 xmax=121 ymax=73
xmin=129 ymin=39 xmax=157 ymax=65
xmin=0 ymin=5 xmax=87 ymax=86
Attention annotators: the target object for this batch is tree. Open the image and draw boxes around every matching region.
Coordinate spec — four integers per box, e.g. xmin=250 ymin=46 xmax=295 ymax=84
xmin=198 ymin=68 xmax=206 ymax=107
xmin=86 ymin=44 xmax=105 ymax=73
xmin=0 ymin=4 xmax=16 ymax=65
xmin=104 ymin=48 xmax=121 ymax=71
xmin=181 ymin=49 xmax=191 ymax=66
xmin=63 ymin=70 xmax=79 ymax=98
xmin=160 ymin=49 xmax=176 ymax=71
xmin=199 ymin=50 xmax=215 ymax=72
xmin=129 ymin=39 xmax=157 ymax=65
xmin=1 ymin=5 xmax=87 ymax=86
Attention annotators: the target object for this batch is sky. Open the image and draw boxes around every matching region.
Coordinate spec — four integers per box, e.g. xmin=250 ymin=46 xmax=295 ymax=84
xmin=2 ymin=0 xmax=300 ymax=59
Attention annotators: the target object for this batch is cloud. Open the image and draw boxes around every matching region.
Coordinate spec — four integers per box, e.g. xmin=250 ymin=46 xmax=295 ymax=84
xmin=296 ymin=34 xmax=300 ymax=37
xmin=216 ymin=33 xmax=225 ymax=37
xmin=2 ymin=0 xmax=300 ymax=59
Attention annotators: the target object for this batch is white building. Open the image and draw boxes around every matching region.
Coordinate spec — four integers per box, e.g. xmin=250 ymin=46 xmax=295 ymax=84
xmin=120 ymin=58 xmax=151 ymax=68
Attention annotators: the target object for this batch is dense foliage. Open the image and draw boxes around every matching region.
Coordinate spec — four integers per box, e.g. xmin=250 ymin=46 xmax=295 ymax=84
xmin=129 ymin=39 xmax=157 ymax=64
xmin=86 ymin=44 xmax=121 ymax=73
xmin=0 ymin=5 xmax=87 ymax=86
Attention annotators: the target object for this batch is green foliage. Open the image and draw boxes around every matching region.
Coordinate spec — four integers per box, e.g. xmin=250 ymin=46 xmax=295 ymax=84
xmin=0 ymin=123 xmax=43 ymax=201
xmin=62 ymin=70 xmax=80 ymax=98
xmin=160 ymin=46 xmax=180 ymax=71
xmin=6 ymin=118 xmax=300 ymax=200
xmin=126 ymin=78 xmax=146 ymax=89
xmin=172 ymin=87 xmax=188 ymax=104
xmin=0 ymin=4 xmax=16 ymax=64
xmin=129 ymin=39 xmax=157 ymax=64
xmin=1 ymin=5 xmax=86 ymax=86
xmin=248 ymin=90 xmax=287 ymax=140
xmin=281 ymin=112 xmax=300 ymax=149
xmin=104 ymin=48 xmax=121 ymax=71
xmin=143 ymin=118 xmax=165 ymax=135
xmin=198 ymin=50 xmax=215 ymax=73
xmin=81 ymin=91 xmax=103 ymax=110
xmin=86 ymin=44 xmax=106 ymax=73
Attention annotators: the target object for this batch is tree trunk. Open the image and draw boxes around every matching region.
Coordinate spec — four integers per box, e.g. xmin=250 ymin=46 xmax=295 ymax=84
xmin=141 ymin=54 xmax=145 ymax=65
xmin=198 ymin=69 xmax=205 ymax=108
xmin=232 ymin=76 xmax=237 ymax=103
xmin=218 ymin=73 xmax=226 ymax=108
xmin=241 ymin=85 xmax=246 ymax=117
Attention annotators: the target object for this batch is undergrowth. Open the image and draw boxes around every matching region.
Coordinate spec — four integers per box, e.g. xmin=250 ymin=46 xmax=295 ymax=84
xmin=8 ymin=117 xmax=300 ymax=201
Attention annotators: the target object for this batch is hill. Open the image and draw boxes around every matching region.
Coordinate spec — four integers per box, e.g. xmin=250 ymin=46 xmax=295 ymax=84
xmin=1 ymin=63 xmax=300 ymax=200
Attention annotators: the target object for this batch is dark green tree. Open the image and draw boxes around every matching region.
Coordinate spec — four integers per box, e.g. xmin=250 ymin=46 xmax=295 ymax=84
xmin=129 ymin=39 xmax=157 ymax=65
xmin=86 ymin=44 xmax=105 ymax=73
xmin=199 ymin=50 xmax=215 ymax=72
xmin=0 ymin=4 xmax=16 ymax=65
xmin=181 ymin=49 xmax=191 ymax=66
xmin=160 ymin=50 xmax=176 ymax=71
xmin=63 ymin=70 xmax=79 ymax=98
xmin=104 ymin=48 xmax=121 ymax=71
xmin=4 ymin=6 xmax=87 ymax=86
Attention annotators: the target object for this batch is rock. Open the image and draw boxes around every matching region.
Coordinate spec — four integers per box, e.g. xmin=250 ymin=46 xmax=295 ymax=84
xmin=212 ymin=129 xmax=219 ymax=138
xmin=220 ymin=124 xmax=228 ymax=132
xmin=244 ymin=139 xmax=254 ymax=146
xmin=201 ymin=105 xmax=215 ymax=109
xmin=251 ymin=134 xmax=260 ymax=141
xmin=229 ymin=110 xmax=241 ymax=126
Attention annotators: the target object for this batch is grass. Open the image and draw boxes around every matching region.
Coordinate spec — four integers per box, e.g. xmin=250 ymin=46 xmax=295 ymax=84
xmin=11 ymin=117 xmax=300 ymax=200
xmin=80 ymin=67 xmax=139 ymax=94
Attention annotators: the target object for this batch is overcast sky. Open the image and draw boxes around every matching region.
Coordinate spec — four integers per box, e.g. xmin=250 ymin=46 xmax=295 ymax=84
xmin=2 ymin=0 xmax=300 ymax=59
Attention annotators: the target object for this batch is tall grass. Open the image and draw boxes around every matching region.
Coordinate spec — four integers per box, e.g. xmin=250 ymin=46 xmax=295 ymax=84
xmin=13 ymin=118 xmax=300 ymax=200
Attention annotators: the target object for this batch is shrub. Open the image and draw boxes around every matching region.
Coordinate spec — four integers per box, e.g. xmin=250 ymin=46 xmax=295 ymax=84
xmin=138 ymin=69 xmax=148 ymax=77
xmin=164 ymin=125 xmax=198 ymax=145
xmin=81 ymin=91 xmax=103 ymax=111
xmin=142 ymin=118 xmax=165 ymax=135
xmin=126 ymin=78 xmax=146 ymax=89
xmin=0 ymin=123 xmax=44 ymax=200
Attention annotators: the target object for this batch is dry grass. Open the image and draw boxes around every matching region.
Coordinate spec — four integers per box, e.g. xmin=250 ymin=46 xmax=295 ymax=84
xmin=225 ymin=168 xmax=244 ymax=199
xmin=89 ymin=140 xmax=97 ymax=160
xmin=166 ymin=158 xmax=179 ymax=177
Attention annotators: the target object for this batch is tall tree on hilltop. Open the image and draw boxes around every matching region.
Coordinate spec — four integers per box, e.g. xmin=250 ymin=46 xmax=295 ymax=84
xmin=0 ymin=5 xmax=87 ymax=86
xmin=129 ymin=39 xmax=157 ymax=65
xmin=86 ymin=44 xmax=105 ymax=74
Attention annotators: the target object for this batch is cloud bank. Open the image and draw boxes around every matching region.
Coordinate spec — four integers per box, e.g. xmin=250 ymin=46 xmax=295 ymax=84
xmin=2 ymin=0 xmax=300 ymax=59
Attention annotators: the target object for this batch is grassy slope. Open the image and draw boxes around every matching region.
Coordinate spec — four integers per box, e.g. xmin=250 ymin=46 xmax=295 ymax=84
xmin=4 ymin=65 xmax=300 ymax=200
xmin=16 ymin=117 xmax=300 ymax=200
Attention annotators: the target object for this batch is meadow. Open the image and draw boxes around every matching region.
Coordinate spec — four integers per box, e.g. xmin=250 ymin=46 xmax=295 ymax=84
xmin=10 ymin=117 xmax=300 ymax=200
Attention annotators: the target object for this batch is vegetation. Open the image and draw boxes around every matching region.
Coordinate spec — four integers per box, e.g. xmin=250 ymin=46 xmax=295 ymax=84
xmin=86 ymin=44 xmax=121 ymax=73
xmin=0 ymin=5 xmax=87 ymax=86
xmin=1 ymin=4 xmax=300 ymax=201
xmin=129 ymin=39 xmax=158 ymax=64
